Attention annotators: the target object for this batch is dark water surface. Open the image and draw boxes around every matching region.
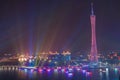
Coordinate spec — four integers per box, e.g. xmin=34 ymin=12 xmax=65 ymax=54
xmin=0 ymin=68 xmax=120 ymax=80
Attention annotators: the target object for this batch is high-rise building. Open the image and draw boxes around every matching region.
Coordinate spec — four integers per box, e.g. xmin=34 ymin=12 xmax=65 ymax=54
xmin=90 ymin=3 xmax=98 ymax=62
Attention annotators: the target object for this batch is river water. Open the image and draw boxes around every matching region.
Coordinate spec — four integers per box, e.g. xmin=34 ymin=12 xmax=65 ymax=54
xmin=0 ymin=68 xmax=119 ymax=80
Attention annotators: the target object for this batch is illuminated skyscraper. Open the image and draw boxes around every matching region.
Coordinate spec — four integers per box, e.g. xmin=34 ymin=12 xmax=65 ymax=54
xmin=90 ymin=3 xmax=98 ymax=62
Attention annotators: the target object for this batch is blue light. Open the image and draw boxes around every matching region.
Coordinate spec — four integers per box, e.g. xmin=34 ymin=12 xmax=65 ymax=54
xmin=29 ymin=59 xmax=32 ymax=63
xmin=106 ymin=68 xmax=108 ymax=72
xmin=114 ymin=68 xmax=118 ymax=71
xmin=24 ymin=69 xmax=27 ymax=72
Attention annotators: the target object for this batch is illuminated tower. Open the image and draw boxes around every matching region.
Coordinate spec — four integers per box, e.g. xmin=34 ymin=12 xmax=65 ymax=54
xmin=90 ymin=3 xmax=98 ymax=62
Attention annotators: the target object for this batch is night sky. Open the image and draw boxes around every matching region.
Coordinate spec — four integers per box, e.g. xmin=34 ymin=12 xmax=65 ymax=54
xmin=0 ymin=0 xmax=120 ymax=54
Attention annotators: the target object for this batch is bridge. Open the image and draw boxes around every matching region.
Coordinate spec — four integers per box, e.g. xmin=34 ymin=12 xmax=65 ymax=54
xmin=0 ymin=65 xmax=19 ymax=70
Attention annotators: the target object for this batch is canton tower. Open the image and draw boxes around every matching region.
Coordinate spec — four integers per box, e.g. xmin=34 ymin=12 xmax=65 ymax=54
xmin=90 ymin=3 xmax=98 ymax=62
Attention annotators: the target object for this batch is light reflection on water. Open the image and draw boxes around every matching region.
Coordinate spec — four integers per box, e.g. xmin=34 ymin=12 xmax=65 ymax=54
xmin=0 ymin=68 xmax=120 ymax=80
xmin=106 ymin=68 xmax=109 ymax=80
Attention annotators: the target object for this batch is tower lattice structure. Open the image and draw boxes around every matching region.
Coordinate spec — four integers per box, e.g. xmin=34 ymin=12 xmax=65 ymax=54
xmin=90 ymin=3 xmax=98 ymax=62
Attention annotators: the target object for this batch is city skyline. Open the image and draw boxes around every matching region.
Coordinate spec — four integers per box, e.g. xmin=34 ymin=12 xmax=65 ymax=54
xmin=0 ymin=0 xmax=120 ymax=54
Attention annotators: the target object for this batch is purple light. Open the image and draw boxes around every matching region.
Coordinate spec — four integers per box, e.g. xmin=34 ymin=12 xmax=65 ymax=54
xmin=43 ymin=67 xmax=46 ymax=69
xmin=58 ymin=67 xmax=61 ymax=69
xmin=31 ymin=69 xmax=34 ymax=72
xmin=68 ymin=73 xmax=73 ymax=77
xmin=66 ymin=71 xmax=69 ymax=73
xmin=47 ymin=69 xmax=51 ymax=72
xmin=57 ymin=67 xmax=62 ymax=71
xmin=82 ymin=70 xmax=86 ymax=73
xmin=77 ymin=68 xmax=80 ymax=71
